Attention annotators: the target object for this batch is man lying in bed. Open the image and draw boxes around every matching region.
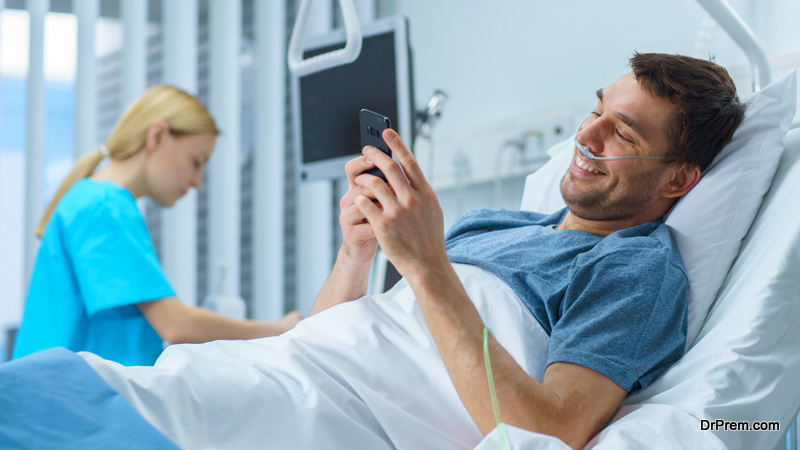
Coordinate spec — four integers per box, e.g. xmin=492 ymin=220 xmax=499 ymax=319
xmin=1 ymin=53 xmax=745 ymax=450
xmin=314 ymin=52 xmax=744 ymax=448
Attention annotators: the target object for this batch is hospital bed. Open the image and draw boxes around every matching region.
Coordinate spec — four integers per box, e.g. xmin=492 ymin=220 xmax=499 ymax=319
xmin=3 ymin=72 xmax=796 ymax=450
xmin=2 ymin=77 xmax=798 ymax=450
xmin=477 ymin=68 xmax=800 ymax=450
xmin=4 ymin=1 xmax=800 ymax=447
xmin=475 ymin=1 xmax=800 ymax=445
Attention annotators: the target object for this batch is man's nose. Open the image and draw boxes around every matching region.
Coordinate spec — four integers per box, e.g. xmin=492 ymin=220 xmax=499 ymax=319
xmin=576 ymin=125 xmax=603 ymax=156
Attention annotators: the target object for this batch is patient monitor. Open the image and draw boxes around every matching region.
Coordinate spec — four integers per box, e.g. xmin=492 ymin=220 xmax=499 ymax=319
xmin=291 ymin=16 xmax=415 ymax=182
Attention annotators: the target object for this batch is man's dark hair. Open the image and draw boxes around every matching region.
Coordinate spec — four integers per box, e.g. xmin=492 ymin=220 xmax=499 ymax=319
xmin=630 ymin=52 xmax=746 ymax=172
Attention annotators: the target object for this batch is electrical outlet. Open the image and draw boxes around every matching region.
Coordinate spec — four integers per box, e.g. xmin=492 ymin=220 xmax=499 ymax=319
xmin=514 ymin=114 xmax=572 ymax=158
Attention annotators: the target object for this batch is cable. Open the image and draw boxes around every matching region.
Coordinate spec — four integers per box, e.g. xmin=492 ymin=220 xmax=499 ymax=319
xmin=484 ymin=326 xmax=510 ymax=450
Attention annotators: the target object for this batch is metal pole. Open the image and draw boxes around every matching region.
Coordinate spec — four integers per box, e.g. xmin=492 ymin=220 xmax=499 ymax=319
xmin=161 ymin=0 xmax=199 ymax=306
xmin=252 ymin=0 xmax=286 ymax=319
xmin=120 ymin=0 xmax=147 ymax=214
xmin=23 ymin=0 xmax=48 ymax=292
xmin=295 ymin=0 xmax=335 ymax=316
xmin=74 ymin=0 xmax=98 ymax=158
xmin=208 ymin=0 xmax=241 ymax=297
xmin=120 ymin=0 xmax=147 ymax=107
xmin=0 ymin=0 xmax=5 ymax=139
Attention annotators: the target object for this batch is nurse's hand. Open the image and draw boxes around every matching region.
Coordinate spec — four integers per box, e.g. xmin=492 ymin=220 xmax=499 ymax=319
xmin=352 ymin=129 xmax=449 ymax=284
xmin=253 ymin=310 xmax=304 ymax=336
xmin=140 ymin=300 xmax=305 ymax=343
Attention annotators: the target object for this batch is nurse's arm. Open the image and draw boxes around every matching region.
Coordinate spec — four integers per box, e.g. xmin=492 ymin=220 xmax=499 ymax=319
xmin=137 ymin=298 xmax=301 ymax=344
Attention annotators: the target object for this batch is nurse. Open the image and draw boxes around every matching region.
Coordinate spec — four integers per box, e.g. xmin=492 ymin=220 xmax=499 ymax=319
xmin=13 ymin=85 xmax=302 ymax=366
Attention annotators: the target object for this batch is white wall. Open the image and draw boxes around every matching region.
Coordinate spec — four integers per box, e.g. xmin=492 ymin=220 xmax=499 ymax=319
xmin=752 ymin=0 xmax=800 ymax=57
xmin=387 ymin=0 xmax=800 ymax=227
xmin=402 ymin=0 xmax=800 ymax=135
xmin=407 ymin=1 xmax=708 ymax=135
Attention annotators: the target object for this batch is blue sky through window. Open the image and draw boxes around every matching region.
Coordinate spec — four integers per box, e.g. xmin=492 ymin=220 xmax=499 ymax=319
xmin=0 ymin=5 xmax=78 ymax=360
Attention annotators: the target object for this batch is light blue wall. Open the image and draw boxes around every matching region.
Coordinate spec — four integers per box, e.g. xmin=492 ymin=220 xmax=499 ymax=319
xmin=1 ymin=78 xmax=26 ymax=149
xmin=1 ymin=78 xmax=75 ymax=204
xmin=1 ymin=78 xmax=74 ymax=157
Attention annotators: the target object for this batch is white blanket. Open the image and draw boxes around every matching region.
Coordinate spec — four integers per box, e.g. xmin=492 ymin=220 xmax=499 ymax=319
xmin=81 ymin=264 xmax=550 ymax=449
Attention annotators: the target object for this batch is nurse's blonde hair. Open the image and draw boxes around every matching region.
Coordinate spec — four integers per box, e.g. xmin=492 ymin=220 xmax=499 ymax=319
xmin=34 ymin=84 xmax=220 ymax=238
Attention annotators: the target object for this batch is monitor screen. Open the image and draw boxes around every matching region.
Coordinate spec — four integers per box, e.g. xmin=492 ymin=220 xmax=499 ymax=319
xmin=292 ymin=17 xmax=414 ymax=181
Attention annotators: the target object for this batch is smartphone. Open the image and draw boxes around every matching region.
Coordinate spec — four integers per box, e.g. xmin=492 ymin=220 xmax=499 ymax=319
xmin=359 ymin=109 xmax=392 ymax=182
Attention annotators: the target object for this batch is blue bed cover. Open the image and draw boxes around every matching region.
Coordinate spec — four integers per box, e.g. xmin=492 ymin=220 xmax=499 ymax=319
xmin=0 ymin=347 xmax=177 ymax=449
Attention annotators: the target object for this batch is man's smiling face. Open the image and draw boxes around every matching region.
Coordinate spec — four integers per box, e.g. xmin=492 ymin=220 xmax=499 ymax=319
xmin=560 ymin=72 xmax=678 ymax=223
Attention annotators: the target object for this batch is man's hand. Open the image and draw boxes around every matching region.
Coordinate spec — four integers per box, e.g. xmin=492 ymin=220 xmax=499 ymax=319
xmin=340 ymin=155 xmax=384 ymax=266
xmin=308 ymin=153 xmax=387 ymax=316
xmin=352 ymin=129 xmax=450 ymax=283
xmin=351 ymin=131 xmax=626 ymax=449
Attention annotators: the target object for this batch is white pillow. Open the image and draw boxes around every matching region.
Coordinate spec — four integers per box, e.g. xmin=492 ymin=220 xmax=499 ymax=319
xmin=520 ymin=70 xmax=797 ymax=348
xmin=624 ymin=126 xmax=800 ymax=450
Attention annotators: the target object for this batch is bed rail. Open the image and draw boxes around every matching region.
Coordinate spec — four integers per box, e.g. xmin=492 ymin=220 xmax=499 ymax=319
xmin=695 ymin=0 xmax=772 ymax=91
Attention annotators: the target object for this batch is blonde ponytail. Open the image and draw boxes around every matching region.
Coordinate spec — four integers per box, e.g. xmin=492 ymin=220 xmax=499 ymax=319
xmin=34 ymin=149 xmax=106 ymax=237
xmin=34 ymin=84 xmax=219 ymax=238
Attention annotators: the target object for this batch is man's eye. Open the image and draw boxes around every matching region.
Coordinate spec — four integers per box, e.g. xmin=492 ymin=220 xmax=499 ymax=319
xmin=616 ymin=130 xmax=634 ymax=143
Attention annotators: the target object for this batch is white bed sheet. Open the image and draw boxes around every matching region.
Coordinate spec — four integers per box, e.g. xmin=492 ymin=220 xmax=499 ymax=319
xmin=81 ymin=131 xmax=800 ymax=450
xmin=82 ymin=263 xmax=549 ymax=449
xmin=81 ymin=259 xmax=737 ymax=450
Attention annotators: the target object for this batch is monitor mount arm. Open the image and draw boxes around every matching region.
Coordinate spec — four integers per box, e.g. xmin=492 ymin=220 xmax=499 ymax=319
xmin=288 ymin=0 xmax=363 ymax=77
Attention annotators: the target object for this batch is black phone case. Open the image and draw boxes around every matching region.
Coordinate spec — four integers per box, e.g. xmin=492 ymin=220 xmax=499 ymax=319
xmin=359 ymin=109 xmax=392 ymax=181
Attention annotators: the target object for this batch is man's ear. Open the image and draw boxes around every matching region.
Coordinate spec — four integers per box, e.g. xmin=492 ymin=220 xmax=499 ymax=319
xmin=662 ymin=163 xmax=702 ymax=198
xmin=144 ymin=120 xmax=170 ymax=154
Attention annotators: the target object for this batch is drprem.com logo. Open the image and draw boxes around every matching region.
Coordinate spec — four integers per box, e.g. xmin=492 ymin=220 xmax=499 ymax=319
xmin=701 ymin=419 xmax=780 ymax=432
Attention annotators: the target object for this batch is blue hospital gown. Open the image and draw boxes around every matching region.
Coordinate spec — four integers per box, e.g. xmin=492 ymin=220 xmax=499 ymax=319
xmin=445 ymin=208 xmax=688 ymax=392
xmin=13 ymin=179 xmax=175 ymax=366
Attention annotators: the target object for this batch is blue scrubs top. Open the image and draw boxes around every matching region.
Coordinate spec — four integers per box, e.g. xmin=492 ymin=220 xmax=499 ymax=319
xmin=13 ymin=179 xmax=175 ymax=366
